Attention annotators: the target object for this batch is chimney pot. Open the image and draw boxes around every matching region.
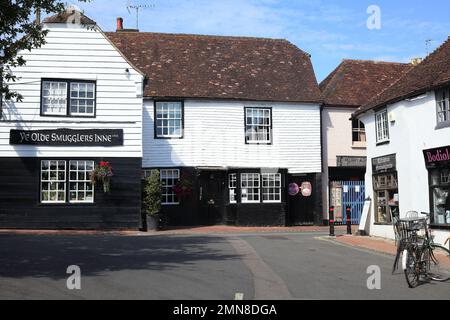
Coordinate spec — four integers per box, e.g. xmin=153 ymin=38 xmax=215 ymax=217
xmin=116 ymin=17 xmax=123 ymax=31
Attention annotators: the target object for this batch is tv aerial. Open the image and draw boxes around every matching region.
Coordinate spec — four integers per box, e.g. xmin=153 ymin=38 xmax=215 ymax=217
xmin=126 ymin=1 xmax=155 ymax=30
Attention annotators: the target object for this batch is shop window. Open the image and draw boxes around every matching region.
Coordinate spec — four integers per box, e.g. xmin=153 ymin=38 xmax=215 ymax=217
xmin=155 ymin=102 xmax=183 ymax=138
xmin=69 ymin=160 xmax=94 ymax=203
xmin=241 ymin=173 xmax=260 ymax=203
xmin=41 ymin=79 xmax=96 ymax=117
xmin=160 ymin=169 xmax=180 ymax=205
xmin=373 ymin=173 xmax=398 ymax=223
xmin=430 ymin=169 xmax=450 ymax=225
xmin=228 ymin=173 xmax=237 ymax=204
xmin=262 ymin=173 xmax=282 ymax=203
xmin=375 ymin=109 xmax=389 ymax=143
xmin=245 ymin=108 xmax=272 ymax=144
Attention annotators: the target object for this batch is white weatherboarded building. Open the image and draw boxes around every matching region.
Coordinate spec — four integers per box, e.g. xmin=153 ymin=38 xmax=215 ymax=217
xmin=0 ymin=10 xmax=145 ymax=229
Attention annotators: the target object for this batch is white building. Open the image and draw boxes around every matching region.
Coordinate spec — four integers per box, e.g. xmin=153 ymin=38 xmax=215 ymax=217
xmin=0 ymin=10 xmax=145 ymax=229
xmin=320 ymin=60 xmax=410 ymax=225
xmin=107 ymin=20 xmax=323 ymax=226
xmin=354 ymin=38 xmax=450 ymax=245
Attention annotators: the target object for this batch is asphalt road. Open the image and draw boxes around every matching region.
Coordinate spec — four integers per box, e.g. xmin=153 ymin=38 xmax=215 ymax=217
xmin=0 ymin=231 xmax=448 ymax=300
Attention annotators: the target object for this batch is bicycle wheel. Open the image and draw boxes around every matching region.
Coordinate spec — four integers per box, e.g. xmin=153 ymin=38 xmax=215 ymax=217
xmin=427 ymin=244 xmax=450 ymax=282
xmin=403 ymin=248 xmax=420 ymax=288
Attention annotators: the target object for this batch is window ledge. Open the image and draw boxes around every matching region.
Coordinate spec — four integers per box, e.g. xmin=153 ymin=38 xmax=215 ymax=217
xmin=376 ymin=140 xmax=390 ymax=146
xmin=435 ymin=122 xmax=450 ymax=130
xmin=352 ymin=141 xmax=366 ymax=149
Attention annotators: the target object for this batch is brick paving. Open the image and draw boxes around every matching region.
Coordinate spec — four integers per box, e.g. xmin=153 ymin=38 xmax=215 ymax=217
xmin=334 ymin=235 xmax=397 ymax=256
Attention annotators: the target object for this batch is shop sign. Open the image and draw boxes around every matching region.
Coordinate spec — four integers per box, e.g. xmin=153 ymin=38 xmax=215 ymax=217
xmin=423 ymin=145 xmax=450 ymax=168
xmin=10 ymin=129 xmax=124 ymax=147
xmin=337 ymin=156 xmax=367 ymax=168
xmin=372 ymin=154 xmax=396 ymax=174
xmin=288 ymin=183 xmax=300 ymax=196
xmin=301 ymin=182 xmax=312 ymax=197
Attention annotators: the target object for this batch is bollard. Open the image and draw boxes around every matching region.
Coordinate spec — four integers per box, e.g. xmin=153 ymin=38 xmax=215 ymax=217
xmin=346 ymin=206 xmax=352 ymax=235
xmin=329 ymin=206 xmax=335 ymax=237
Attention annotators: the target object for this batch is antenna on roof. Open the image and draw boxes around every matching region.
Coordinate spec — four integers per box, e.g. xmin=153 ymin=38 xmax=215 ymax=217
xmin=425 ymin=39 xmax=435 ymax=55
xmin=126 ymin=1 xmax=155 ymax=30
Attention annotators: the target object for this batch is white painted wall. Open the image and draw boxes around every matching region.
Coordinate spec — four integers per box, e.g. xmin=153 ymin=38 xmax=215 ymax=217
xmin=0 ymin=23 xmax=144 ymax=158
xmin=322 ymin=107 xmax=366 ymax=219
xmin=143 ymin=100 xmax=322 ymax=173
xmin=359 ymin=91 xmax=450 ymax=245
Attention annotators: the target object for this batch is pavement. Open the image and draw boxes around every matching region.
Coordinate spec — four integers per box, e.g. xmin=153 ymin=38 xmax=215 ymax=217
xmin=0 ymin=227 xmax=449 ymax=300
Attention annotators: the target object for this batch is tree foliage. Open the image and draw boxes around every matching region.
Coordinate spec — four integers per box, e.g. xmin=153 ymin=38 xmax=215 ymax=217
xmin=0 ymin=0 xmax=89 ymax=101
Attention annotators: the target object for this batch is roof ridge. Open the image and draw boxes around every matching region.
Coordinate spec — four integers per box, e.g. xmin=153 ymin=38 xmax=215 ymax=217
xmin=106 ymin=31 xmax=288 ymax=43
xmin=355 ymin=37 xmax=450 ymax=116
xmin=341 ymin=58 xmax=410 ymax=65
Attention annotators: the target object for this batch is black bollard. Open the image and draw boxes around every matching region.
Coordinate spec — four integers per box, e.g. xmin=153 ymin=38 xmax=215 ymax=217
xmin=346 ymin=206 xmax=352 ymax=235
xmin=329 ymin=206 xmax=335 ymax=237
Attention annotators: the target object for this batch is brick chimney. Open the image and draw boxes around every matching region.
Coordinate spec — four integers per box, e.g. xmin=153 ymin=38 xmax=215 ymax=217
xmin=116 ymin=17 xmax=123 ymax=31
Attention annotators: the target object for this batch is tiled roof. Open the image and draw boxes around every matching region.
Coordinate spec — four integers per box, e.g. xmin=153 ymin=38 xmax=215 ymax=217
xmin=105 ymin=32 xmax=322 ymax=102
xmin=320 ymin=59 xmax=411 ymax=108
xmin=355 ymin=37 xmax=450 ymax=117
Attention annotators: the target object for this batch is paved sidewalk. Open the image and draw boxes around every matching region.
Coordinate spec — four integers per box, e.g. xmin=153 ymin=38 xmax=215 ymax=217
xmin=334 ymin=235 xmax=397 ymax=256
xmin=0 ymin=225 xmax=357 ymax=236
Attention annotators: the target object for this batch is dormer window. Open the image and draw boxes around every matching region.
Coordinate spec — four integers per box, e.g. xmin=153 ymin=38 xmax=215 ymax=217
xmin=41 ymin=79 xmax=96 ymax=117
xmin=436 ymin=87 xmax=450 ymax=126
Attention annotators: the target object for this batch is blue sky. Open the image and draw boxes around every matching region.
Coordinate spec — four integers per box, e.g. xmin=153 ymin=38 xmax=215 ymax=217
xmin=74 ymin=0 xmax=450 ymax=82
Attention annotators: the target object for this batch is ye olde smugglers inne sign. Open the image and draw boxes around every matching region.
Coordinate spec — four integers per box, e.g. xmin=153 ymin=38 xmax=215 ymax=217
xmin=10 ymin=129 xmax=124 ymax=146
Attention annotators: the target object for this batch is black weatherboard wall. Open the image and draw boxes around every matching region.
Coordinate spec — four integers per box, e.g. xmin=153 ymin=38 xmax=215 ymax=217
xmin=0 ymin=157 xmax=142 ymax=229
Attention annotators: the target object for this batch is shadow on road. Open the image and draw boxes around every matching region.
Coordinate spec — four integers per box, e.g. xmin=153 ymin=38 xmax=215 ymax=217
xmin=0 ymin=234 xmax=240 ymax=280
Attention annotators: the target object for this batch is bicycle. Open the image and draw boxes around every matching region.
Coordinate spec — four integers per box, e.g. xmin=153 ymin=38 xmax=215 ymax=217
xmin=400 ymin=212 xmax=450 ymax=288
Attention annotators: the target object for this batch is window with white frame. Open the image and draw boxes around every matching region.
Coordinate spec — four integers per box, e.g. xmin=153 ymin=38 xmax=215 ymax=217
xmin=241 ymin=173 xmax=260 ymax=203
xmin=161 ymin=169 xmax=180 ymax=205
xmin=436 ymin=87 xmax=450 ymax=124
xmin=352 ymin=119 xmax=366 ymax=142
xmin=155 ymin=102 xmax=183 ymax=138
xmin=40 ymin=160 xmax=66 ymax=203
xmin=41 ymin=79 xmax=96 ymax=117
xmin=262 ymin=173 xmax=282 ymax=203
xmin=375 ymin=109 xmax=389 ymax=143
xmin=42 ymin=81 xmax=67 ymax=115
xmin=228 ymin=173 xmax=237 ymax=203
xmin=70 ymin=82 xmax=95 ymax=116
xmin=69 ymin=161 xmax=94 ymax=203
xmin=245 ymin=108 xmax=272 ymax=144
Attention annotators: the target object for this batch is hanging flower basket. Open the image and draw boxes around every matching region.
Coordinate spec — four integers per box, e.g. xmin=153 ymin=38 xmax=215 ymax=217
xmin=90 ymin=161 xmax=114 ymax=193
xmin=173 ymin=171 xmax=193 ymax=201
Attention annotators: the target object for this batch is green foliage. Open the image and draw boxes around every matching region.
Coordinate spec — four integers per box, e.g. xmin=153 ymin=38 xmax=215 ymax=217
xmin=142 ymin=170 xmax=162 ymax=216
xmin=0 ymin=0 xmax=90 ymax=101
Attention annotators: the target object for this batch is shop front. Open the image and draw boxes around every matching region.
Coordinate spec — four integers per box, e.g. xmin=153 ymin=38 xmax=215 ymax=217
xmin=423 ymin=145 xmax=450 ymax=228
xmin=371 ymin=154 xmax=399 ymax=224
